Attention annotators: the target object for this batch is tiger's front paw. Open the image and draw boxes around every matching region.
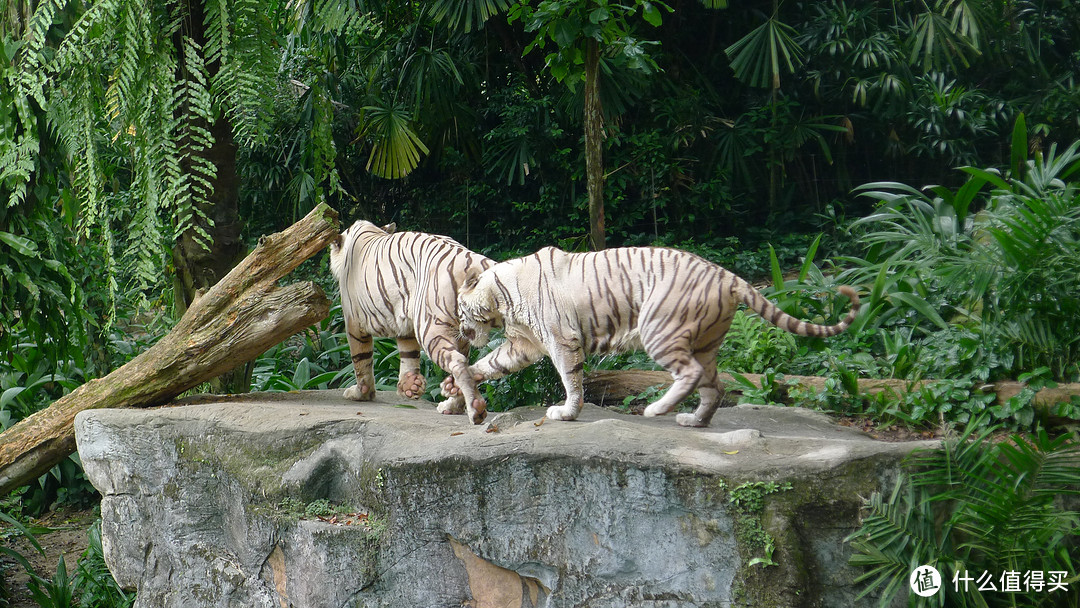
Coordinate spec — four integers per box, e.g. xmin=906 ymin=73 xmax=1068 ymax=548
xmin=344 ymin=383 xmax=375 ymax=401
xmin=437 ymin=395 xmax=465 ymax=415
xmin=440 ymin=376 xmax=460 ymax=398
xmin=642 ymin=402 xmax=673 ymax=418
xmin=468 ymin=398 xmax=488 ymax=425
xmin=397 ymin=371 xmax=426 ymax=399
xmin=545 ymin=403 xmax=579 ymax=421
xmin=676 ymin=413 xmax=708 ymax=428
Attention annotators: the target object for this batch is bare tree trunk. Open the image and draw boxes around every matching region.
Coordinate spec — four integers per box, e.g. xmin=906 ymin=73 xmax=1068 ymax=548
xmin=583 ymin=369 xmax=1080 ymax=424
xmin=171 ymin=0 xmax=247 ymax=393
xmin=171 ymin=114 xmax=244 ymax=320
xmin=584 ymin=37 xmax=606 ymax=251
xmin=0 ymin=204 xmax=340 ymax=496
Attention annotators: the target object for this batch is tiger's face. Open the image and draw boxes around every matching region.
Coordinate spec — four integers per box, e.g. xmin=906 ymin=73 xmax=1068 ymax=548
xmin=457 ymin=272 xmax=501 ymax=347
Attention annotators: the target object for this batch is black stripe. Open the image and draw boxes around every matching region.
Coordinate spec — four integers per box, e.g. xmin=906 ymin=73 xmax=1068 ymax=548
xmin=399 ymin=350 xmax=421 ymax=359
xmin=352 ymin=352 xmax=373 ymax=362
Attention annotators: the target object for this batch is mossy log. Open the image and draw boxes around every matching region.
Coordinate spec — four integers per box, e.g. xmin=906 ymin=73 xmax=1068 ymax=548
xmin=585 ymin=369 xmax=1080 ymax=417
xmin=0 ymin=204 xmax=340 ymax=496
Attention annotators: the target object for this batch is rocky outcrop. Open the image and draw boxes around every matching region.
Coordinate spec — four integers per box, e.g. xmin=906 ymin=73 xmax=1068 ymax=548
xmin=74 ymin=391 xmax=937 ymax=607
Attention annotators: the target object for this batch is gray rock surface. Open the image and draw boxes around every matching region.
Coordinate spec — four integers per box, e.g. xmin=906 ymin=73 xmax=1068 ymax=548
xmin=74 ymin=391 xmax=936 ymax=607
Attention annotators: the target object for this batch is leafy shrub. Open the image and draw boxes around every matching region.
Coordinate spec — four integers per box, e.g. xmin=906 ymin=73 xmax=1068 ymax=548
xmin=252 ymin=303 xmax=437 ymax=395
xmin=474 ymin=331 xmax=564 ymax=412
xmin=716 ymin=311 xmax=799 ymax=375
xmin=845 ymin=115 xmax=1080 ymax=381
xmin=847 ymin=422 xmax=1080 ymax=607
xmin=72 ymin=521 xmax=133 ymax=608
xmin=0 ymin=514 xmax=132 ymax=608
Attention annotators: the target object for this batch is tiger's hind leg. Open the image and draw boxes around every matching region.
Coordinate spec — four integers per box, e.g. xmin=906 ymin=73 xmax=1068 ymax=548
xmin=343 ymin=318 xmax=376 ymax=401
xmin=676 ymin=351 xmax=723 ymax=428
xmin=395 ymin=337 xmax=427 ymax=399
xmin=641 ymin=347 xmax=704 ymax=419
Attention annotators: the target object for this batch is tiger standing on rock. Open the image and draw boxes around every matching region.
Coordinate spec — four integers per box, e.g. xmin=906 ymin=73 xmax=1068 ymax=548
xmin=452 ymin=246 xmax=860 ymax=428
xmin=329 ymin=220 xmax=493 ymax=424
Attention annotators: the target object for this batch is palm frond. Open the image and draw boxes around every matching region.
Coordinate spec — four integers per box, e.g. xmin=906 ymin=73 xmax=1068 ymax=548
xmin=429 ymin=0 xmax=512 ymax=33
xmin=906 ymin=8 xmax=979 ymax=72
xmin=725 ymin=15 xmax=805 ymax=89
xmin=359 ymin=102 xmax=429 ymax=179
xmin=851 ymin=421 xmax=1080 ymax=608
xmin=846 ymin=475 xmax=950 ymax=607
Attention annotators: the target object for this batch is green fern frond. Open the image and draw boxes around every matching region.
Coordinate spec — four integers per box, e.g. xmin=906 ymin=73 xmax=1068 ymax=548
xmin=203 ymin=0 xmax=231 ymax=68
xmin=14 ymin=0 xmax=65 ymax=104
xmin=212 ymin=0 xmax=276 ymax=147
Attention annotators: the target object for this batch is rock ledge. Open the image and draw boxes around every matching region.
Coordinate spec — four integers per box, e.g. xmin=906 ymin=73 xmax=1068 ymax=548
xmin=75 ymin=391 xmax=936 ymax=607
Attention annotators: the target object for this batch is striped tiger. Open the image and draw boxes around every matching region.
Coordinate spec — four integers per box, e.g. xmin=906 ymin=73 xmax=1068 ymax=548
xmin=453 ymin=246 xmax=860 ymax=427
xmin=329 ymin=220 xmax=493 ymax=424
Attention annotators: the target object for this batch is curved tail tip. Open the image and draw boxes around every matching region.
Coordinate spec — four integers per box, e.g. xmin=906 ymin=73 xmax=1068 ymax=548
xmin=838 ymin=285 xmax=860 ymax=310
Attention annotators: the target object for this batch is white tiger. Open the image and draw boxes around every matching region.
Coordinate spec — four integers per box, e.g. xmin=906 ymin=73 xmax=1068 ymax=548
xmin=329 ymin=220 xmax=493 ymax=424
xmin=452 ymin=246 xmax=860 ymax=427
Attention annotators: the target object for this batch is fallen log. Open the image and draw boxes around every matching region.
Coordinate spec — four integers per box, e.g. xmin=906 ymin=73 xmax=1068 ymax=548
xmin=585 ymin=369 xmax=1080 ymax=413
xmin=0 ymin=204 xmax=339 ymax=496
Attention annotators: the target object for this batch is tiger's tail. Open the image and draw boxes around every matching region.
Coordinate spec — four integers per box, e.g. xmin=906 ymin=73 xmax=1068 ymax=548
xmin=737 ymin=281 xmax=860 ymax=338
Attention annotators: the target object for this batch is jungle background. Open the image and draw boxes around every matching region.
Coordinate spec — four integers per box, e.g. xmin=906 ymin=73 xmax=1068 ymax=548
xmin=2 ymin=1 xmax=1080 ymax=606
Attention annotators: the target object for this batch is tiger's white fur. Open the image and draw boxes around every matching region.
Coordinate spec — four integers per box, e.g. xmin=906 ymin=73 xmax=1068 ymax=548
xmin=329 ymin=220 xmax=493 ymax=424
xmin=455 ymin=246 xmax=860 ymax=427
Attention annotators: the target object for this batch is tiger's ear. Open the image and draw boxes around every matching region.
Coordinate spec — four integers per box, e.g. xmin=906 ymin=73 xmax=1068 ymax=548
xmin=331 ymin=234 xmax=343 ymax=251
xmin=381 ymin=222 xmax=396 ymax=234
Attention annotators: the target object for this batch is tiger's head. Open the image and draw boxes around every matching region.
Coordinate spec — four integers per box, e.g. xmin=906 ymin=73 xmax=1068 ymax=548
xmin=329 ymin=220 xmax=396 ymax=282
xmin=457 ymin=269 xmax=502 ymax=347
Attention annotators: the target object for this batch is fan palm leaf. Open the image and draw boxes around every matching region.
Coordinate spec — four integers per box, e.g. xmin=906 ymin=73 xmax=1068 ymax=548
xmin=429 ymin=0 xmax=512 ymax=33
xmin=725 ymin=15 xmax=804 ymax=89
xmin=359 ymin=102 xmax=430 ymax=179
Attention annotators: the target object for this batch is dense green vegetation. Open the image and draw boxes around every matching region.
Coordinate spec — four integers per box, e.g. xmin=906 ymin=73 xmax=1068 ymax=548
xmin=848 ymin=419 xmax=1080 ymax=608
xmin=2 ymin=0 xmax=1080 ymax=605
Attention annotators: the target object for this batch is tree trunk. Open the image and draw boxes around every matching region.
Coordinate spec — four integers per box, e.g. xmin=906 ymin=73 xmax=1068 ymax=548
xmin=583 ymin=369 xmax=1080 ymax=423
xmin=171 ymin=114 xmax=244 ymax=319
xmin=583 ymin=37 xmax=606 ymax=251
xmin=0 ymin=204 xmax=340 ymax=496
xmin=171 ymin=0 xmax=247 ymax=392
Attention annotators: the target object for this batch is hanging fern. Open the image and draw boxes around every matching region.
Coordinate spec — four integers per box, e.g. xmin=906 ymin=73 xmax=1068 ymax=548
xmin=213 ymin=0 xmax=277 ymax=147
xmin=7 ymin=0 xmax=283 ymax=311
xmin=1 ymin=0 xmax=64 ymax=209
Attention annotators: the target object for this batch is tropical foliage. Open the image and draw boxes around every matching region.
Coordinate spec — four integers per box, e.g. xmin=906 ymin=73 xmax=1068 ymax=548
xmin=848 ymin=115 xmax=1080 ymax=380
xmin=2 ymin=1 xmax=1080 ymax=601
xmin=847 ymin=420 xmax=1080 ymax=607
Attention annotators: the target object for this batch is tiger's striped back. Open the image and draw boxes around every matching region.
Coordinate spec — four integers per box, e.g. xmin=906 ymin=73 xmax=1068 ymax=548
xmin=471 ymin=246 xmax=858 ymax=351
xmin=331 ymin=222 xmax=489 ymax=337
